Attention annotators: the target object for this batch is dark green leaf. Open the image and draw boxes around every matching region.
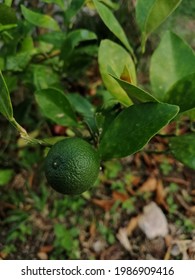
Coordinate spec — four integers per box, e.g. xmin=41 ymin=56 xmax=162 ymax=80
xmin=169 ymin=134 xmax=195 ymax=169
xmin=150 ymin=31 xmax=195 ymax=100
xmin=98 ymin=39 xmax=136 ymax=106
xmin=0 ymin=70 xmax=13 ymax=120
xmin=35 ymin=88 xmax=77 ymax=126
xmin=164 ymin=73 xmax=195 ymax=113
xmin=60 ymin=29 xmax=97 ymax=63
xmin=99 ymin=102 xmax=179 ymax=160
xmin=21 ymin=5 xmax=60 ymax=31
xmin=64 ymin=0 xmax=85 ymax=23
xmin=93 ymin=0 xmax=133 ymax=55
xmin=109 ymin=70 xmax=158 ymax=103
xmin=38 ymin=31 xmax=66 ymax=49
xmin=136 ymin=0 xmax=181 ymax=51
xmin=0 ymin=3 xmax=17 ymax=25
xmin=66 ymin=93 xmax=97 ymax=134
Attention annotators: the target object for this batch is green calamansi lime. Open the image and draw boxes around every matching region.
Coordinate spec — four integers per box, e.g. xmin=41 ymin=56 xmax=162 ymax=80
xmin=44 ymin=137 xmax=100 ymax=195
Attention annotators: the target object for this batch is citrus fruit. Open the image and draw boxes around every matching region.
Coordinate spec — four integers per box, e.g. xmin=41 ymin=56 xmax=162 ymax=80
xmin=44 ymin=137 xmax=100 ymax=195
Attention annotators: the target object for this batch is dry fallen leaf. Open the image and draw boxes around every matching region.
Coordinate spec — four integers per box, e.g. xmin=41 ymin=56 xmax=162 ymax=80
xmin=112 ymin=191 xmax=129 ymax=202
xmin=138 ymin=176 xmax=157 ymax=193
xmin=91 ymin=199 xmax=115 ymax=211
xmin=126 ymin=216 xmax=139 ymax=236
xmin=117 ymin=228 xmax=132 ymax=252
xmin=155 ymin=179 xmax=169 ymax=210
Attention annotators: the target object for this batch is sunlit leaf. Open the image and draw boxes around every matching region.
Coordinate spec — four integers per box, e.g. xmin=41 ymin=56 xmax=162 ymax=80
xmin=98 ymin=39 xmax=136 ymax=106
xmin=109 ymin=69 xmax=158 ymax=103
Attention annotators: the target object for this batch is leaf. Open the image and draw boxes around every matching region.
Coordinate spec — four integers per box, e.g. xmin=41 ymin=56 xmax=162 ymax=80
xmin=93 ymin=0 xmax=133 ymax=55
xmin=64 ymin=0 xmax=85 ymax=23
xmin=35 ymin=88 xmax=78 ymax=127
xmin=0 ymin=70 xmax=13 ymax=121
xmin=0 ymin=169 xmax=14 ymax=186
xmin=169 ymin=133 xmax=195 ymax=169
xmin=98 ymin=39 xmax=136 ymax=106
xmin=99 ymin=102 xmax=179 ymax=160
xmin=6 ymin=52 xmax=32 ymax=71
xmin=109 ymin=69 xmax=158 ymax=103
xmin=32 ymin=65 xmax=60 ymax=90
xmin=66 ymin=93 xmax=97 ymax=133
xmin=41 ymin=0 xmax=65 ymax=10
xmin=0 ymin=24 xmax=17 ymax=32
xmin=38 ymin=31 xmax=66 ymax=49
xmin=54 ymin=224 xmax=73 ymax=251
xmin=136 ymin=0 xmax=181 ymax=51
xmin=60 ymin=29 xmax=97 ymax=65
xmin=0 ymin=3 xmax=17 ymax=25
xmin=99 ymin=0 xmax=119 ymax=10
xmin=21 ymin=5 xmax=60 ymax=31
xmin=150 ymin=31 xmax=195 ymax=101
xmin=164 ymin=73 xmax=195 ymax=113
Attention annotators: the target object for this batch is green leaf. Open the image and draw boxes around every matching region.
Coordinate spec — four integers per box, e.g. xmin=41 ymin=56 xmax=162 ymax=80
xmin=6 ymin=52 xmax=32 ymax=71
xmin=41 ymin=0 xmax=65 ymax=10
xmin=150 ymin=31 xmax=195 ymax=101
xmin=164 ymin=73 xmax=195 ymax=113
xmin=0 ymin=24 xmax=17 ymax=32
xmin=0 ymin=169 xmax=14 ymax=186
xmin=60 ymin=29 xmax=97 ymax=63
xmin=35 ymin=88 xmax=78 ymax=126
xmin=109 ymin=69 xmax=158 ymax=103
xmin=64 ymin=0 xmax=85 ymax=23
xmin=0 ymin=70 xmax=13 ymax=120
xmin=99 ymin=102 xmax=179 ymax=160
xmin=93 ymin=0 xmax=133 ymax=55
xmin=54 ymin=224 xmax=73 ymax=251
xmin=0 ymin=3 xmax=17 ymax=25
xmin=4 ymin=0 xmax=13 ymax=6
xmin=66 ymin=93 xmax=95 ymax=120
xmin=98 ymin=39 xmax=136 ymax=106
xmin=33 ymin=65 xmax=60 ymax=90
xmin=169 ymin=134 xmax=195 ymax=169
xmin=136 ymin=0 xmax=181 ymax=51
xmin=99 ymin=0 xmax=119 ymax=10
xmin=66 ymin=93 xmax=97 ymax=134
xmin=21 ymin=5 xmax=60 ymax=31
xmin=38 ymin=31 xmax=66 ymax=49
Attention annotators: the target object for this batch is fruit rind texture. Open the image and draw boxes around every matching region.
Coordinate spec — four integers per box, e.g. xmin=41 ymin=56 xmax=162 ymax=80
xmin=44 ymin=137 xmax=100 ymax=195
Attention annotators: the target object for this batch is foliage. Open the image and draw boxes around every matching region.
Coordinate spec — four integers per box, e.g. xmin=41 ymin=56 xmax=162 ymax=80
xmin=0 ymin=0 xmax=195 ymax=175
